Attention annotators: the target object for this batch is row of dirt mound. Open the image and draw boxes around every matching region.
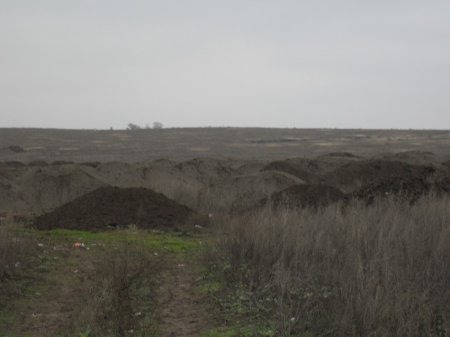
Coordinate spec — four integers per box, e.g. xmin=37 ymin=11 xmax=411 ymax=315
xmin=2 ymin=151 xmax=450 ymax=230
xmin=253 ymin=152 xmax=450 ymax=210
xmin=34 ymin=187 xmax=194 ymax=231
xmin=318 ymin=160 xmax=437 ymax=193
xmin=260 ymin=179 xmax=439 ymax=211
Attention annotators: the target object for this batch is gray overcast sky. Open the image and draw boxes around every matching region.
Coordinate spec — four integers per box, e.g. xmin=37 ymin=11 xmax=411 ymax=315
xmin=1 ymin=1 xmax=450 ymax=129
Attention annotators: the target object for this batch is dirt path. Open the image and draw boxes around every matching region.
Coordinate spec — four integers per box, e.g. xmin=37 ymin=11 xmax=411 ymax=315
xmin=157 ymin=256 xmax=212 ymax=337
xmin=4 ymin=245 xmax=95 ymax=337
xmin=1 ymin=233 xmax=214 ymax=337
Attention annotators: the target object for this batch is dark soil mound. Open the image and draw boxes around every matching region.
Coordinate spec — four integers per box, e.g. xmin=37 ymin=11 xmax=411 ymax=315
xmin=320 ymin=152 xmax=360 ymax=158
xmin=28 ymin=160 xmax=49 ymax=167
xmin=4 ymin=161 xmax=26 ymax=168
xmin=321 ymin=160 xmax=436 ymax=193
xmin=34 ymin=186 xmax=194 ymax=231
xmin=435 ymin=176 xmax=450 ymax=194
xmin=8 ymin=145 xmax=25 ymax=153
xmin=262 ymin=184 xmax=346 ymax=209
xmin=262 ymin=159 xmax=320 ymax=182
xmin=80 ymin=161 xmax=101 ymax=168
xmin=174 ymin=158 xmax=235 ymax=184
xmin=442 ymin=159 xmax=450 ymax=170
xmin=262 ymin=160 xmax=317 ymax=181
xmin=262 ymin=156 xmax=359 ymax=184
xmin=351 ymin=176 xmax=433 ymax=204
xmin=378 ymin=151 xmax=438 ymax=165
xmin=52 ymin=161 xmax=74 ymax=166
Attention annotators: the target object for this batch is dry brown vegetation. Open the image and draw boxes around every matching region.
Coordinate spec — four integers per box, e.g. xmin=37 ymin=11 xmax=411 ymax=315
xmin=1 ymin=128 xmax=450 ymax=162
xmin=83 ymin=242 xmax=161 ymax=337
xmin=0 ymin=225 xmax=35 ymax=288
xmin=214 ymin=196 xmax=450 ymax=336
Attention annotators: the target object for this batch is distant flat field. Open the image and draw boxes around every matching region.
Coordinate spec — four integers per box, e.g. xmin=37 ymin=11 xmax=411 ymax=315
xmin=1 ymin=127 xmax=450 ymax=162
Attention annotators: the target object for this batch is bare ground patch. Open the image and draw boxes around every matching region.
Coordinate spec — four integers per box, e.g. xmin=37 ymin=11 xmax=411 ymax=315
xmin=157 ymin=256 xmax=213 ymax=337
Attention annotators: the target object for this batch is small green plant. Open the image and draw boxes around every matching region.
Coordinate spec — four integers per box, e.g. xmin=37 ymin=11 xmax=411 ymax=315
xmin=203 ymin=325 xmax=276 ymax=337
xmin=77 ymin=329 xmax=91 ymax=337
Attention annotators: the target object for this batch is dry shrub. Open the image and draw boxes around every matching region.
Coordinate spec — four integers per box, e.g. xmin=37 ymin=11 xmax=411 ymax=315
xmin=219 ymin=195 xmax=450 ymax=337
xmin=82 ymin=242 xmax=162 ymax=337
xmin=0 ymin=225 xmax=35 ymax=287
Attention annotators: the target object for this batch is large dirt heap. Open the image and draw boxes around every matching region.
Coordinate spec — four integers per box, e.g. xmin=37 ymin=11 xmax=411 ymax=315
xmin=262 ymin=154 xmax=360 ymax=184
xmin=34 ymin=187 xmax=194 ymax=231
xmin=351 ymin=176 xmax=432 ymax=204
xmin=320 ymin=160 xmax=436 ymax=193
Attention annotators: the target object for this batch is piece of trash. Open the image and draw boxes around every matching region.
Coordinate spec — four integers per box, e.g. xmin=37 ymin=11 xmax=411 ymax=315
xmin=194 ymin=224 xmax=203 ymax=229
xmin=153 ymin=252 xmax=159 ymax=256
xmin=74 ymin=269 xmax=79 ymax=273
xmin=72 ymin=242 xmax=86 ymax=249
xmin=134 ymin=312 xmax=142 ymax=316
xmin=37 ymin=243 xmax=44 ymax=247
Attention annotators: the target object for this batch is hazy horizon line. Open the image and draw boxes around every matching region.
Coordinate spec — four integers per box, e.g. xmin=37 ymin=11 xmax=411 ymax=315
xmin=1 ymin=126 xmax=449 ymax=132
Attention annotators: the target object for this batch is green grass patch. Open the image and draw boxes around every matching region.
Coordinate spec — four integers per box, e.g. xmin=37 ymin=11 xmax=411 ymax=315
xmin=38 ymin=228 xmax=121 ymax=242
xmin=142 ymin=232 xmax=203 ymax=253
xmin=198 ymin=279 xmax=222 ymax=295
xmin=203 ymin=325 xmax=276 ymax=337
xmin=34 ymin=228 xmax=205 ymax=254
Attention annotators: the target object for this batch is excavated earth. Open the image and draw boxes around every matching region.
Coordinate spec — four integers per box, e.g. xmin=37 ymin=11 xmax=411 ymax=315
xmin=1 ymin=151 xmax=450 ymax=222
xmin=257 ymin=152 xmax=450 ymax=209
xmin=33 ymin=186 xmax=194 ymax=231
